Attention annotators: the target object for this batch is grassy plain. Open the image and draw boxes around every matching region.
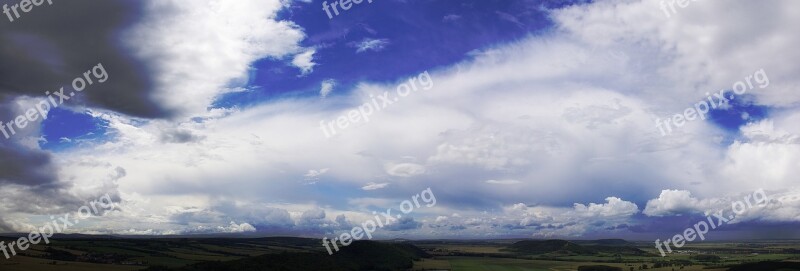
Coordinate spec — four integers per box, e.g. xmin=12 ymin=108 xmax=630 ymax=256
xmin=1 ymin=237 xmax=799 ymax=270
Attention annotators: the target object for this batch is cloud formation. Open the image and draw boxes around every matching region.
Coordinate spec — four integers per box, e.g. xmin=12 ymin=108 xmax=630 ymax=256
xmin=2 ymin=0 xmax=800 ymax=238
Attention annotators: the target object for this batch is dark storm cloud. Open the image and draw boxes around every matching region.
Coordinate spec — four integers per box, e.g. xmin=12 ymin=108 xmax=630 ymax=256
xmin=0 ymin=0 xmax=168 ymax=118
xmin=0 ymin=0 xmax=168 ymax=189
xmin=0 ymin=93 xmax=58 ymax=188
xmin=0 ymin=141 xmax=57 ymax=187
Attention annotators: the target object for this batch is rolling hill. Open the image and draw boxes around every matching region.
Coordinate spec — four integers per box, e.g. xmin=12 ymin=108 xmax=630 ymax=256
xmin=506 ymin=239 xmax=649 ymax=256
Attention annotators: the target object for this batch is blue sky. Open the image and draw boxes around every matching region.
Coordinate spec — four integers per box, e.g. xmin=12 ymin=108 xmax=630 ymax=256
xmin=2 ymin=0 xmax=800 ymax=240
xmin=213 ymin=0 xmax=574 ymax=105
xmin=41 ymin=0 xmax=569 ymax=151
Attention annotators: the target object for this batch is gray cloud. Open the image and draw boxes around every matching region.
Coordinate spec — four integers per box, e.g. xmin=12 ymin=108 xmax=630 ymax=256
xmin=160 ymin=129 xmax=205 ymax=144
xmin=0 ymin=0 xmax=156 ymax=191
xmin=385 ymin=217 xmax=422 ymax=231
xmin=0 ymin=186 xmax=83 ymax=215
xmin=0 ymin=217 xmax=15 ymax=232
xmin=0 ymin=141 xmax=58 ymax=187
xmin=0 ymin=0 xmax=166 ymax=118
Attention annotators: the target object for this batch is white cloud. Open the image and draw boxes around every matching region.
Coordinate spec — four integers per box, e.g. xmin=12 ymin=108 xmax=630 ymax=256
xmin=385 ymin=163 xmax=426 ymax=177
xmin=644 ymin=190 xmax=706 ymax=216
xmin=304 ymin=168 xmax=329 ymax=178
xmin=503 ymin=197 xmax=639 ymax=237
xmin=574 ymin=197 xmax=639 ymax=218
xmin=352 ymin=38 xmax=389 ymax=53
xmin=552 ymin=0 xmax=800 ymax=108
xmin=185 ymin=221 xmax=257 ymax=234
xmin=126 ymin=0 xmax=308 ymax=117
xmin=320 ymin=79 xmax=336 ymax=98
xmin=292 ymin=48 xmax=317 ymax=76
xmin=362 ymin=182 xmax=390 ymax=190
xmin=642 ymin=188 xmax=800 ymax=224
xmin=303 ymin=168 xmax=329 ymax=184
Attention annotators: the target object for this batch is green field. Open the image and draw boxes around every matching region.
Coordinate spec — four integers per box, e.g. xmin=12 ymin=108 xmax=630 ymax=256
xmin=0 ymin=255 xmax=142 ymax=271
xmin=414 ymin=257 xmax=729 ymax=271
xmin=412 ymin=239 xmax=800 ymax=271
xmin=1 ymin=237 xmax=799 ymax=270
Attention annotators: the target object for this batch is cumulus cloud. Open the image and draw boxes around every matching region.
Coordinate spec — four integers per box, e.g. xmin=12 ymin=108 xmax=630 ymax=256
xmin=495 ymin=197 xmax=639 ymax=237
xmin=292 ymin=49 xmax=317 ymax=76
xmin=297 ymin=208 xmax=326 ymax=227
xmin=641 ymin=188 xmax=800 ymax=225
xmin=643 ymin=190 xmax=713 ymax=216
xmin=128 ymin=0 xmax=308 ymax=117
xmin=574 ymin=197 xmax=639 ymax=218
xmin=182 ymin=221 xmax=257 ymax=234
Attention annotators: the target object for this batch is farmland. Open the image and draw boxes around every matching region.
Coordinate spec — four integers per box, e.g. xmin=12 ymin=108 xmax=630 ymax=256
xmin=1 ymin=236 xmax=800 ymax=270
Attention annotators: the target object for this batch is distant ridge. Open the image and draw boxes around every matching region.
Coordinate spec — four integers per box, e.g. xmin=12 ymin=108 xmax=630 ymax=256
xmin=506 ymin=239 xmax=649 ymax=256
xmin=507 ymin=239 xmax=595 ymax=255
xmin=574 ymin=239 xmax=634 ymax=246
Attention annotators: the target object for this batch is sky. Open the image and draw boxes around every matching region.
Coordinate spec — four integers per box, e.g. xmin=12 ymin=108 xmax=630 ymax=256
xmin=1 ymin=0 xmax=800 ymax=241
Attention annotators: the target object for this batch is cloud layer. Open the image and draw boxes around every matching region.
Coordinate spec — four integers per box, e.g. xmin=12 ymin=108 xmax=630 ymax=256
xmin=1 ymin=0 xmax=799 ymax=239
